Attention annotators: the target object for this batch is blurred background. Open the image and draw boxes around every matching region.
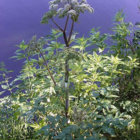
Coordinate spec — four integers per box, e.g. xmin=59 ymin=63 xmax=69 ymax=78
xmin=0 ymin=0 xmax=140 ymax=96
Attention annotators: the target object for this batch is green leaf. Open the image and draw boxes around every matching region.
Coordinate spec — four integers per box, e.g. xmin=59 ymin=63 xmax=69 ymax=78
xmin=0 ymin=91 xmax=5 ymax=95
xmin=92 ymin=92 xmax=99 ymax=98
xmin=18 ymin=40 xmax=28 ymax=50
xmin=1 ymin=85 xmax=8 ymax=90
xmin=87 ymin=132 xmax=100 ymax=140
xmin=10 ymin=53 xmax=25 ymax=60
xmin=108 ymin=95 xmax=119 ymax=98
xmin=14 ymin=111 xmax=20 ymax=120
xmin=72 ymin=45 xmax=81 ymax=49
xmin=114 ymin=9 xmax=125 ymax=22
xmin=99 ymin=48 xmax=104 ymax=53
xmin=30 ymin=123 xmax=41 ymax=131
xmin=102 ymin=126 xmax=115 ymax=136
xmin=53 ymin=133 xmax=66 ymax=139
xmin=46 ymin=47 xmax=55 ymax=51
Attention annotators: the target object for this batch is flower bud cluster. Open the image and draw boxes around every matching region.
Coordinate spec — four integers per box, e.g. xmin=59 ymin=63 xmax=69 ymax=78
xmin=27 ymin=36 xmax=47 ymax=54
xmin=41 ymin=0 xmax=94 ymax=23
xmin=41 ymin=11 xmax=57 ymax=24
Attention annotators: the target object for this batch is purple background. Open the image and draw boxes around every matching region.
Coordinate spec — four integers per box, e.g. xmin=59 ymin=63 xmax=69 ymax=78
xmin=0 ymin=0 xmax=140 ymax=96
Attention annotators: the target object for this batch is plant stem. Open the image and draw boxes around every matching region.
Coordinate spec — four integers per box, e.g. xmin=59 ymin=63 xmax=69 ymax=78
xmin=64 ymin=19 xmax=74 ymax=118
xmin=52 ymin=16 xmax=75 ymax=118
xmin=63 ymin=32 xmax=69 ymax=47
xmin=65 ymin=60 xmax=69 ymax=118
xmin=64 ymin=15 xmax=69 ymax=32
xmin=39 ymin=50 xmax=57 ymax=86
xmin=63 ymin=17 xmax=74 ymax=118
xmin=63 ymin=16 xmax=69 ymax=47
xmin=68 ymin=20 xmax=74 ymax=43
xmin=51 ymin=18 xmax=63 ymax=32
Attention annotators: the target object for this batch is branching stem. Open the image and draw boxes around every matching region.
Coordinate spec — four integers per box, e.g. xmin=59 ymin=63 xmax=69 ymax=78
xmin=39 ymin=50 xmax=57 ymax=86
xmin=51 ymin=16 xmax=75 ymax=118
xmin=51 ymin=18 xmax=63 ymax=32
xmin=68 ymin=20 xmax=74 ymax=43
xmin=64 ymin=15 xmax=69 ymax=32
xmin=63 ymin=32 xmax=69 ymax=47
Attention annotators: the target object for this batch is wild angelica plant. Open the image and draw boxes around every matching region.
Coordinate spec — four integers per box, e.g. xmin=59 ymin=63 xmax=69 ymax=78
xmin=41 ymin=0 xmax=94 ymax=118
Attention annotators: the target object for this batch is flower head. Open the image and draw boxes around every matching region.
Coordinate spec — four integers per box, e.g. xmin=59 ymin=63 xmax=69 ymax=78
xmin=49 ymin=4 xmax=58 ymax=10
xmin=81 ymin=0 xmax=87 ymax=3
xmin=64 ymin=4 xmax=71 ymax=11
xmin=60 ymin=0 xmax=67 ymax=3
xmin=57 ymin=8 xmax=64 ymax=14
xmin=68 ymin=9 xmax=77 ymax=16
xmin=80 ymin=3 xmax=94 ymax=13
xmin=71 ymin=0 xmax=78 ymax=5
xmin=57 ymin=8 xmax=64 ymax=17
xmin=41 ymin=0 xmax=94 ymax=23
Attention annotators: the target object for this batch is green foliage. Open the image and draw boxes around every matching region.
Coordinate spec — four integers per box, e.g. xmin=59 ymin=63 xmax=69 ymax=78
xmin=109 ymin=10 xmax=140 ymax=140
xmin=0 ymin=89 xmax=34 ymax=139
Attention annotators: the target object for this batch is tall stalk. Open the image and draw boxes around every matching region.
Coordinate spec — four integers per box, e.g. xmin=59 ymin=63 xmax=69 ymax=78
xmin=51 ymin=16 xmax=74 ymax=118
